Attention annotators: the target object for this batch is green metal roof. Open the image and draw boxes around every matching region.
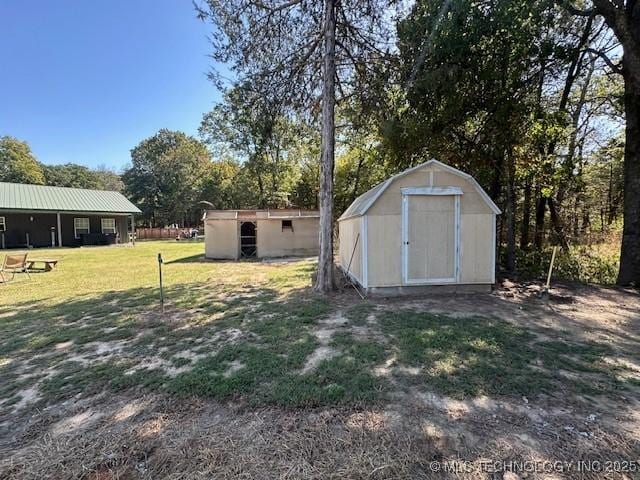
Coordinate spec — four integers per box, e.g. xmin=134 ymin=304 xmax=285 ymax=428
xmin=0 ymin=182 xmax=141 ymax=214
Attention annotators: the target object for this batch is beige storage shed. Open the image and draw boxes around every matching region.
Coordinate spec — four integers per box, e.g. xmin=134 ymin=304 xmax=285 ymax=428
xmin=338 ymin=159 xmax=500 ymax=295
xmin=205 ymin=209 xmax=320 ymax=260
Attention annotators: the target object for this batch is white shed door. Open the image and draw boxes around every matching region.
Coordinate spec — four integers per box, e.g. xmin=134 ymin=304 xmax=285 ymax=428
xmin=403 ymin=194 xmax=457 ymax=284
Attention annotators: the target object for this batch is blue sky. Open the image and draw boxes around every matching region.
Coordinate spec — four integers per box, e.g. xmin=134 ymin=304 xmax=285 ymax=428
xmin=0 ymin=0 xmax=221 ymax=171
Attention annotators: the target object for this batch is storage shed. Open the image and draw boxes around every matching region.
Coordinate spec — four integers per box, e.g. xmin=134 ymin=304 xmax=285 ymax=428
xmin=338 ymin=159 xmax=500 ymax=295
xmin=204 ymin=209 xmax=320 ymax=260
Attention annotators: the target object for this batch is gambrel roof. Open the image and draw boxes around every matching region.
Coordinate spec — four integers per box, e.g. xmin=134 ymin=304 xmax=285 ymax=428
xmin=338 ymin=159 xmax=501 ymax=221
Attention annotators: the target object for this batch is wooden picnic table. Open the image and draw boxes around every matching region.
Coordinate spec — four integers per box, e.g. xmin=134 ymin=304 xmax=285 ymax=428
xmin=26 ymin=258 xmax=59 ymax=272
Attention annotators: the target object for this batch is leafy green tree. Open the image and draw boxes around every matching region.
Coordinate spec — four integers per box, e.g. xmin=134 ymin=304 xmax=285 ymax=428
xmin=94 ymin=165 xmax=124 ymax=191
xmin=562 ymin=0 xmax=640 ymax=285
xmin=388 ymin=0 xmax=564 ymax=271
xmin=123 ymin=129 xmax=212 ymax=226
xmin=43 ymin=164 xmax=104 ymax=189
xmin=43 ymin=163 xmax=124 ymax=191
xmin=0 ymin=136 xmax=45 ymax=184
xmin=334 ymin=131 xmax=387 ymax=215
xmin=200 ymin=158 xmax=261 ymax=209
xmin=200 ymin=85 xmax=304 ymax=208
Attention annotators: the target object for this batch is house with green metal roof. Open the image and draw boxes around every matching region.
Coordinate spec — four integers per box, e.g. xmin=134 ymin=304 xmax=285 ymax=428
xmin=0 ymin=182 xmax=141 ymax=249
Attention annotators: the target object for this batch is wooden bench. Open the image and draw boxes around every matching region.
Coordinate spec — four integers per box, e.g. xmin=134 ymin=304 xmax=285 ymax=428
xmin=26 ymin=258 xmax=59 ymax=272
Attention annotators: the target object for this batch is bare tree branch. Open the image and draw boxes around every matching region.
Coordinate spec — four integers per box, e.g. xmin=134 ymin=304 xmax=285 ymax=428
xmin=586 ymin=47 xmax=623 ymax=73
xmin=253 ymin=0 xmax=303 ymax=12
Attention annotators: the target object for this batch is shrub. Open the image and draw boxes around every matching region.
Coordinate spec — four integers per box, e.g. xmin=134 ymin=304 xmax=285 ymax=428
xmin=511 ymin=245 xmax=619 ymax=285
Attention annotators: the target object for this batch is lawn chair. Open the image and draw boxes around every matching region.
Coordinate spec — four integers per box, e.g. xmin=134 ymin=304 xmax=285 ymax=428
xmin=0 ymin=253 xmax=31 ymax=283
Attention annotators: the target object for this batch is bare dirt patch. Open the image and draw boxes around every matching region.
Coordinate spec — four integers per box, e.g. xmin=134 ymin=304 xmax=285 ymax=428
xmin=301 ymin=346 xmax=339 ymax=373
xmin=1 ymin=282 xmax=639 ymax=479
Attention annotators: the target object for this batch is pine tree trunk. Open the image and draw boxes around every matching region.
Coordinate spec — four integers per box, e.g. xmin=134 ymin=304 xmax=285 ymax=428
xmin=617 ymin=70 xmax=640 ymax=285
xmin=314 ymin=0 xmax=337 ymax=293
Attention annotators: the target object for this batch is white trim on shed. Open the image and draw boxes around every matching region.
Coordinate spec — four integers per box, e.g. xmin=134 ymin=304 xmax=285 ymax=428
xmin=338 ymin=159 xmax=501 ymax=222
xmin=338 ymin=159 xmax=500 ymax=295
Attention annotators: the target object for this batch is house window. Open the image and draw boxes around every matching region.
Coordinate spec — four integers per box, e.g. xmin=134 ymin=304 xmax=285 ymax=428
xmin=0 ymin=216 xmax=5 ymax=232
xmin=101 ymin=218 xmax=116 ymax=234
xmin=281 ymin=219 xmax=293 ymax=231
xmin=74 ymin=217 xmax=90 ymax=238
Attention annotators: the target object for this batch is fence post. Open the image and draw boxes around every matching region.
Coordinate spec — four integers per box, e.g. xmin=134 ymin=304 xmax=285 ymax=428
xmin=158 ymin=253 xmax=164 ymax=313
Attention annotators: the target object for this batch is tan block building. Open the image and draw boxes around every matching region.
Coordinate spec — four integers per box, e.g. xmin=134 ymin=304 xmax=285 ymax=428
xmin=204 ymin=209 xmax=320 ymax=260
xmin=338 ymin=160 xmax=501 ymax=296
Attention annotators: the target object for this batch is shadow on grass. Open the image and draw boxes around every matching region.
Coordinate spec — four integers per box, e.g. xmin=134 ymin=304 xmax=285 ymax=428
xmin=0 ymin=273 xmax=383 ymax=411
xmin=2 ymin=278 xmax=638 ymax=417
xmin=377 ymin=308 xmax=640 ymax=400
xmin=164 ymin=253 xmax=215 ymax=264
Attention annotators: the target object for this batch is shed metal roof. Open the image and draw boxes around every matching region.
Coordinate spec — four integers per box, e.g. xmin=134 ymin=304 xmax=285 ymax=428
xmin=0 ymin=182 xmax=141 ymax=214
xmin=338 ymin=159 xmax=501 ymax=221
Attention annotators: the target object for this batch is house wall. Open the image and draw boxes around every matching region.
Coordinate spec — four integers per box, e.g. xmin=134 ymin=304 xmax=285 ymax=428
xmin=256 ymin=218 xmax=319 ymax=257
xmin=0 ymin=211 xmax=129 ymax=248
xmin=363 ymin=164 xmax=495 ymax=287
xmin=0 ymin=212 xmax=58 ymax=248
xmin=338 ymin=216 xmax=363 ymax=284
xmin=204 ymin=219 xmax=238 ymax=259
xmin=60 ymin=214 xmax=128 ymax=246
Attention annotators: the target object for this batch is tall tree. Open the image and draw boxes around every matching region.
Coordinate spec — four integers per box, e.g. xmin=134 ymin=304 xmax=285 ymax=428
xmin=563 ymin=0 xmax=640 ymax=284
xmin=94 ymin=165 xmax=124 ymax=191
xmin=123 ymin=129 xmax=212 ymax=226
xmin=195 ymin=0 xmax=394 ymax=292
xmin=0 ymin=136 xmax=45 ymax=184
xmin=43 ymin=163 xmax=105 ymax=189
xmin=390 ymin=0 xmax=562 ymax=272
xmin=200 ymin=85 xmax=305 ymax=208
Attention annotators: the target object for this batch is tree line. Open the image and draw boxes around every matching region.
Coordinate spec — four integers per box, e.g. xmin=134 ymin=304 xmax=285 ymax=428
xmin=195 ymin=0 xmax=637 ymax=288
xmin=0 ymin=136 xmax=123 ymax=191
xmin=2 ymin=0 xmax=637 ymax=288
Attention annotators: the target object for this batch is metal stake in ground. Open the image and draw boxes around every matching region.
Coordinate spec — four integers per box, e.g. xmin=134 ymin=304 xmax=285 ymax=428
xmin=541 ymin=246 xmax=558 ymax=300
xmin=158 ymin=252 xmax=164 ymax=313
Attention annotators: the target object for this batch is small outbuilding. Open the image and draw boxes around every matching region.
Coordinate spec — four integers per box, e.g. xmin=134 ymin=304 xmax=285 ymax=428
xmin=338 ymin=159 xmax=500 ymax=295
xmin=0 ymin=182 xmax=141 ymax=249
xmin=204 ymin=209 xmax=320 ymax=260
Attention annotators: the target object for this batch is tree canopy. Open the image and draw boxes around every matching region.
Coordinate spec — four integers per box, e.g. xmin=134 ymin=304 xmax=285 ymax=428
xmin=122 ymin=129 xmax=212 ymax=227
xmin=3 ymin=0 xmax=637 ymax=284
xmin=0 ymin=136 xmax=46 ymax=185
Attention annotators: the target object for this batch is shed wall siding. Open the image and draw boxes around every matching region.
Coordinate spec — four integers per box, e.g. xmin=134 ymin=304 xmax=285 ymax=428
xmin=205 ymin=220 xmax=238 ymax=259
xmin=256 ymin=218 xmax=319 ymax=257
xmin=362 ymin=164 xmax=495 ymax=287
xmin=366 ymin=214 xmax=401 ymax=286
xmin=338 ymin=216 xmax=362 ymax=283
xmin=459 ymin=213 xmax=494 ymax=283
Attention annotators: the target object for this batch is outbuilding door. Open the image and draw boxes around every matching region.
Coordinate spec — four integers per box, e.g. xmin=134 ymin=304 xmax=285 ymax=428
xmin=401 ymin=188 xmax=461 ymax=284
xmin=240 ymin=221 xmax=257 ymax=258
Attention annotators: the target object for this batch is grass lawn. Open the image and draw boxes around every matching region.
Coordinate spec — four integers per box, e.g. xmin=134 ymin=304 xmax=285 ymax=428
xmin=2 ymin=242 xmax=640 ymax=479
xmin=1 ymin=241 xmax=638 ymax=415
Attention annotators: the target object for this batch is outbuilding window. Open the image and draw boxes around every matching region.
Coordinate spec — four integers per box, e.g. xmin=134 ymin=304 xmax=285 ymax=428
xmin=74 ymin=217 xmax=90 ymax=238
xmin=101 ymin=218 xmax=116 ymax=234
xmin=0 ymin=216 xmax=5 ymax=232
xmin=281 ymin=219 xmax=293 ymax=231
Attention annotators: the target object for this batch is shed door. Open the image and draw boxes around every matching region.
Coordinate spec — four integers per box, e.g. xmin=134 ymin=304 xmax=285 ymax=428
xmin=402 ymin=194 xmax=458 ymax=284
